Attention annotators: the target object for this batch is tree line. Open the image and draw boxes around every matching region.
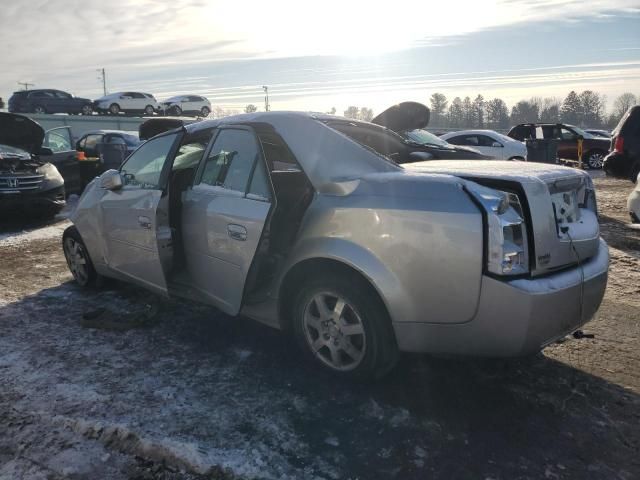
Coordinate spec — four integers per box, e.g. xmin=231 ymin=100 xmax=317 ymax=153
xmin=338 ymin=91 xmax=637 ymax=130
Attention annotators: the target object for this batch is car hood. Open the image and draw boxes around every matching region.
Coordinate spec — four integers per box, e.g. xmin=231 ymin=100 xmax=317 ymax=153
xmin=372 ymin=102 xmax=430 ymax=132
xmin=0 ymin=112 xmax=44 ymax=154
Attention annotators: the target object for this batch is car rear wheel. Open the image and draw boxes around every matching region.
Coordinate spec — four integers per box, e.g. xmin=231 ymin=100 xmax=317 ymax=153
xmin=144 ymin=105 xmax=155 ymax=116
xmin=586 ymin=150 xmax=605 ymax=169
xmin=171 ymin=105 xmax=182 ymax=116
xmin=200 ymin=106 xmax=210 ymax=117
xmin=81 ymin=104 xmax=93 ymax=115
xmin=63 ymin=226 xmax=97 ymax=288
xmin=109 ymin=103 xmax=120 ymax=115
xmin=292 ymin=272 xmax=398 ymax=379
xmin=33 ymin=105 xmax=46 ymax=114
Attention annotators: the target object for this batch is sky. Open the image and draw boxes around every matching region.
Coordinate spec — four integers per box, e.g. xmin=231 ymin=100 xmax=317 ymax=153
xmin=1 ymin=0 xmax=639 ymax=115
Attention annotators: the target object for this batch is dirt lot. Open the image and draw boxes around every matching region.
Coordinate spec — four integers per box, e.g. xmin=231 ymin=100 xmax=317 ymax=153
xmin=0 ymin=173 xmax=639 ymax=479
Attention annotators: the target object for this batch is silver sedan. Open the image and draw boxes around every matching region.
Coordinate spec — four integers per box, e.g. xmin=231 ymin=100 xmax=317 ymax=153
xmin=63 ymin=111 xmax=609 ymax=378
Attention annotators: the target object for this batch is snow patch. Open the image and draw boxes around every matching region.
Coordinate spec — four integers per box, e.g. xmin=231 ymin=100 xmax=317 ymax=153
xmin=0 ymin=221 xmax=69 ymax=247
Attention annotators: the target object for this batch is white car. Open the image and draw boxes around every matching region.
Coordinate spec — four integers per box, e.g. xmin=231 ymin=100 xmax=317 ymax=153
xmin=159 ymin=95 xmax=211 ymax=117
xmin=93 ymin=92 xmax=159 ymax=116
xmin=441 ymin=130 xmax=527 ymax=160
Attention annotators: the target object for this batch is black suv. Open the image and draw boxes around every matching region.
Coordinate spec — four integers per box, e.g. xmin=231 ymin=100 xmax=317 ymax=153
xmin=603 ymin=106 xmax=640 ymax=182
xmin=8 ymin=89 xmax=93 ymax=115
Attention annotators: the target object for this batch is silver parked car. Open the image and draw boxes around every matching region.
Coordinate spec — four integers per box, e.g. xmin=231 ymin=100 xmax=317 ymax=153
xmin=63 ymin=111 xmax=609 ymax=378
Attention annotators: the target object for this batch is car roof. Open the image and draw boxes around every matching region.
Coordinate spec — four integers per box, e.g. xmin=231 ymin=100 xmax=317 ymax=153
xmin=187 ymin=111 xmax=400 ymax=189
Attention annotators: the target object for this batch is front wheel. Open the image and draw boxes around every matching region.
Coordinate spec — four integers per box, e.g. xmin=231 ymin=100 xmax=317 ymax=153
xmin=144 ymin=105 xmax=155 ymax=116
xmin=81 ymin=104 xmax=93 ymax=115
xmin=62 ymin=226 xmax=97 ymax=287
xmin=291 ymin=273 xmax=398 ymax=379
xmin=109 ymin=103 xmax=120 ymax=115
xmin=33 ymin=105 xmax=46 ymax=114
xmin=586 ymin=150 xmax=605 ymax=169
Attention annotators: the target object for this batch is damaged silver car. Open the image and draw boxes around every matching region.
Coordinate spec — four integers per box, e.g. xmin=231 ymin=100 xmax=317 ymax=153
xmin=63 ymin=110 xmax=609 ymax=378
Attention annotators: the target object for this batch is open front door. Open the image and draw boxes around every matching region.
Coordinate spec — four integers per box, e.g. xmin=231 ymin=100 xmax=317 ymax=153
xmin=99 ymin=132 xmax=180 ymax=296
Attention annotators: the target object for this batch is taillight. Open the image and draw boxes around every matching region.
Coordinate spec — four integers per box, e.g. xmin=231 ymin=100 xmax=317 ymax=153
xmin=614 ymin=135 xmax=624 ymax=153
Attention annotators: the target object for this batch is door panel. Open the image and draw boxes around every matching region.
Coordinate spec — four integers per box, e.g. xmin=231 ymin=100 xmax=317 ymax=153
xmin=43 ymin=127 xmax=81 ymax=194
xmin=100 ymin=188 xmax=170 ymax=295
xmin=182 ymin=185 xmax=270 ymax=314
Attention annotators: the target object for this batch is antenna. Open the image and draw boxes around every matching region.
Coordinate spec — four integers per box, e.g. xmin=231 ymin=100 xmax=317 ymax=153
xmin=17 ymin=81 xmax=34 ymax=90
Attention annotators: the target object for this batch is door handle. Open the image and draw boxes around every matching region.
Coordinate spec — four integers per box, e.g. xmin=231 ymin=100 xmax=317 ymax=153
xmin=138 ymin=216 xmax=152 ymax=229
xmin=227 ymin=224 xmax=247 ymax=241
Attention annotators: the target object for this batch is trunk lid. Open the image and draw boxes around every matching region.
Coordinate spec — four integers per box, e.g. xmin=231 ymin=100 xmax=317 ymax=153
xmin=405 ymin=160 xmax=600 ymax=276
xmin=371 ymin=102 xmax=430 ymax=132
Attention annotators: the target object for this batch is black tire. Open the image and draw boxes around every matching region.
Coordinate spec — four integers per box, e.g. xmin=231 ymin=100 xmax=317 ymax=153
xmin=171 ymin=105 xmax=182 ymax=116
xmin=200 ymin=106 xmax=210 ymax=117
xmin=33 ymin=105 xmax=46 ymax=114
xmin=585 ymin=150 xmax=605 ymax=169
xmin=291 ymin=272 xmax=398 ymax=379
xmin=109 ymin=103 xmax=120 ymax=115
xmin=81 ymin=104 xmax=93 ymax=115
xmin=62 ymin=226 xmax=97 ymax=288
xmin=144 ymin=105 xmax=155 ymax=116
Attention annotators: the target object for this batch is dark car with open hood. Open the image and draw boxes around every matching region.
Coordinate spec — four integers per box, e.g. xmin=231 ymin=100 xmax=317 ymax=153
xmin=0 ymin=113 xmax=66 ymax=218
xmin=370 ymin=102 xmax=490 ymax=160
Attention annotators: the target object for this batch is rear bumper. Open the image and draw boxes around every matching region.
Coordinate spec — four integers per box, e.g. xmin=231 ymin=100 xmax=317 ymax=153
xmin=393 ymin=238 xmax=609 ymax=356
xmin=603 ymin=152 xmax=634 ymax=179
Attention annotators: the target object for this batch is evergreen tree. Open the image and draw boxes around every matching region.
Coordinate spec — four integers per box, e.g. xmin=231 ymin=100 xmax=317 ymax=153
xmin=473 ymin=94 xmax=485 ymax=128
xmin=561 ymin=91 xmax=581 ymax=125
xmin=448 ymin=97 xmax=464 ymax=128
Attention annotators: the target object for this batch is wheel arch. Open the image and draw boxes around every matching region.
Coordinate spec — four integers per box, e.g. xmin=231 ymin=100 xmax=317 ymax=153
xmin=276 ymin=240 xmax=405 ymax=333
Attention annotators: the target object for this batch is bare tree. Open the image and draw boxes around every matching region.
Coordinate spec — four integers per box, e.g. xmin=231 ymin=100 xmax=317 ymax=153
xmin=244 ymin=104 xmax=258 ymax=113
xmin=328 ymin=107 xmax=337 ymax=115
xmin=511 ymin=100 xmax=539 ymax=124
xmin=540 ymin=97 xmax=561 ymax=123
xmin=359 ymin=107 xmax=374 ymax=122
xmin=344 ymin=106 xmax=360 ymax=119
xmin=612 ymin=93 xmax=637 ymax=118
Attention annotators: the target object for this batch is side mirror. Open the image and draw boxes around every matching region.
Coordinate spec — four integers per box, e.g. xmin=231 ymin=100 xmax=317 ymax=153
xmin=492 ymin=142 xmax=503 ymax=148
xmin=100 ymin=169 xmax=123 ymax=191
xmin=39 ymin=147 xmax=54 ymax=156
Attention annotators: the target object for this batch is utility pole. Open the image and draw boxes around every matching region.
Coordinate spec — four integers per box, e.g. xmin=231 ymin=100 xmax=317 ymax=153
xmin=96 ymin=68 xmax=107 ymax=96
xmin=17 ymin=81 xmax=34 ymax=90
xmin=262 ymin=85 xmax=270 ymax=112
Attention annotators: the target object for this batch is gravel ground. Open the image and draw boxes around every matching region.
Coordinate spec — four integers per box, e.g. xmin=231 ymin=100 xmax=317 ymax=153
xmin=0 ymin=173 xmax=639 ymax=479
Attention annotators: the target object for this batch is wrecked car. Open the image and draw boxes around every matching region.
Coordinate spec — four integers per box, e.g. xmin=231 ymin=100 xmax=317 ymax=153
xmin=371 ymin=102 xmax=490 ymax=160
xmin=0 ymin=113 xmax=66 ymax=218
xmin=63 ymin=111 xmax=609 ymax=378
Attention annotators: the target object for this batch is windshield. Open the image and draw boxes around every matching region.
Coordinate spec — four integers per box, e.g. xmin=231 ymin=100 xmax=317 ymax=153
xmin=404 ymin=129 xmax=450 ymax=147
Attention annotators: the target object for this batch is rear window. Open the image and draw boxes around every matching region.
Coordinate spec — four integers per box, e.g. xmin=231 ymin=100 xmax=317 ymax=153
xmin=324 ymin=120 xmax=407 ymax=162
xmin=616 ymin=106 xmax=640 ymax=137
xmin=12 ymin=91 xmax=27 ymax=98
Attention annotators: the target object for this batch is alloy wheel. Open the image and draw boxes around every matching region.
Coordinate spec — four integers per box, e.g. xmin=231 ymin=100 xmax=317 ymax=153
xmin=64 ymin=237 xmax=89 ymax=286
xmin=588 ymin=152 xmax=604 ymax=169
xmin=302 ymin=291 xmax=367 ymax=371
